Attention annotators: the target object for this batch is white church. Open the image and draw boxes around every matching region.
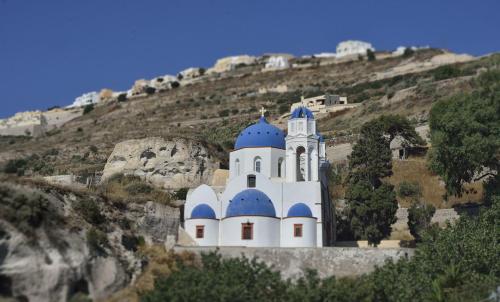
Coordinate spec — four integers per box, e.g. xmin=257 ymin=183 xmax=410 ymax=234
xmin=184 ymin=106 xmax=335 ymax=247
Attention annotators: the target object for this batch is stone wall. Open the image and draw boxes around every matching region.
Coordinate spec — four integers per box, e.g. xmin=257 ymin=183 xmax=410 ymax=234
xmin=174 ymin=246 xmax=414 ymax=279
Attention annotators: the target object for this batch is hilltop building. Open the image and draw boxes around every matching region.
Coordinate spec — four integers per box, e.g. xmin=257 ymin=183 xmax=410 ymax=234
xmin=67 ymin=92 xmax=100 ymax=108
xmin=184 ymin=107 xmax=335 ymax=247
xmin=336 ymin=40 xmax=375 ymax=58
xmin=290 ymin=94 xmax=360 ymax=114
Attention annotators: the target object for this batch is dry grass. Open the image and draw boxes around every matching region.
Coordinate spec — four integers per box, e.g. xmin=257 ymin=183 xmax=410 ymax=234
xmin=105 ymin=246 xmax=197 ymax=302
xmin=387 ymin=157 xmax=483 ymax=209
xmin=98 ymin=174 xmax=172 ymax=205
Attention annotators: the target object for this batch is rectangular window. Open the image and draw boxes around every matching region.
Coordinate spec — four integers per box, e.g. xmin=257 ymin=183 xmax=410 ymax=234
xmin=298 ymin=122 xmax=303 ymax=131
xmin=196 ymin=225 xmax=204 ymax=239
xmin=247 ymin=175 xmax=256 ymax=188
xmin=241 ymin=223 xmax=253 ymax=240
xmin=294 ymin=224 xmax=303 ymax=237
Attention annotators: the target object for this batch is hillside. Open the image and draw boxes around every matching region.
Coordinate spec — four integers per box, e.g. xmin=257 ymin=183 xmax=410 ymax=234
xmin=0 ymin=49 xmax=498 ymax=181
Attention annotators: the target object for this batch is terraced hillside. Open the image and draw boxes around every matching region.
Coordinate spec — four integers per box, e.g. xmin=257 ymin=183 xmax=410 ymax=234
xmin=0 ymin=49 xmax=498 ymax=180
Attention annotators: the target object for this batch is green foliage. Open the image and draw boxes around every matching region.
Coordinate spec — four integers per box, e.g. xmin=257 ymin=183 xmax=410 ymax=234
xmin=173 ymin=187 xmax=188 ymax=200
xmin=125 ymin=182 xmax=153 ymax=195
xmin=348 ymin=119 xmax=393 ymax=187
xmin=403 ymin=47 xmax=415 ymax=57
xmin=86 ymin=227 xmax=108 ymax=256
xmin=218 ymin=109 xmax=230 ymax=117
xmin=367 ymin=49 xmax=376 ymax=61
xmin=4 ymin=153 xmax=56 ymax=176
xmin=428 ymin=70 xmax=500 ymax=196
xmin=431 ymin=65 xmax=464 ymax=81
xmin=397 ymin=181 xmax=422 ymax=199
xmin=0 ymin=183 xmax=59 ymax=236
xmin=117 ymin=93 xmax=127 ymax=102
xmin=407 ymin=203 xmax=435 ymax=242
xmin=74 ymin=199 xmax=105 ymax=225
xmin=83 ymin=104 xmax=94 ymax=115
xmin=145 ymin=86 xmax=156 ymax=95
xmin=89 ymin=145 xmax=98 ymax=154
xmin=345 ymin=181 xmax=398 ymax=245
xmin=345 ymin=115 xmax=420 ymax=245
xmin=142 ymin=198 xmax=500 ymax=301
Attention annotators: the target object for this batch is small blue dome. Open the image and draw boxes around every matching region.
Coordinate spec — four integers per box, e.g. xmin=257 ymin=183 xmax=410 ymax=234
xmin=290 ymin=107 xmax=314 ymax=120
xmin=226 ymin=189 xmax=276 ymax=217
xmin=234 ymin=117 xmax=286 ymax=150
xmin=316 ymin=133 xmax=325 ymax=142
xmin=191 ymin=204 xmax=216 ymax=219
xmin=287 ymin=203 xmax=313 ymax=217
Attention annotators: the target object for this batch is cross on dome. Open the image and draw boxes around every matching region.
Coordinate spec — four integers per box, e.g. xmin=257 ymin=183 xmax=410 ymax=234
xmin=260 ymin=107 xmax=267 ymax=117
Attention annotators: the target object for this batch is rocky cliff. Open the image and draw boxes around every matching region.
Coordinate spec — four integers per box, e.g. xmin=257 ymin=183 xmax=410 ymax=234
xmin=102 ymin=137 xmax=219 ymax=190
xmin=0 ymin=180 xmax=180 ymax=302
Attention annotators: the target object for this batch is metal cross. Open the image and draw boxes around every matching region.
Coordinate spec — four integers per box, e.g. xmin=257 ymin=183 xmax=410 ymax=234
xmin=260 ymin=106 xmax=267 ymax=117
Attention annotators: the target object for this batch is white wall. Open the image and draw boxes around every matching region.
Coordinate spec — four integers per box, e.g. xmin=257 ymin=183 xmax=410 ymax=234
xmin=281 ymin=217 xmax=317 ymax=247
xmin=282 ymin=182 xmax=322 ymax=220
xmin=185 ymin=219 xmax=219 ymax=246
xmin=185 ymin=184 xmax=220 ymax=220
xmin=220 ymin=216 xmax=280 ymax=247
xmin=229 ymin=148 xmax=286 ymax=180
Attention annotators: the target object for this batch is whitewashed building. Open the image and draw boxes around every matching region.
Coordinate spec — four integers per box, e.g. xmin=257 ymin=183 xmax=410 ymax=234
xmin=67 ymin=92 xmax=100 ymax=108
xmin=336 ymin=40 xmax=375 ymax=58
xmin=184 ymin=107 xmax=335 ymax=247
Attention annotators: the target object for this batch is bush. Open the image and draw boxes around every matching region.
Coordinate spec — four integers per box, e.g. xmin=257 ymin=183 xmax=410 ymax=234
xmin=397 ymin=181 xmax=422 ymax=199
xmin=74 ymin=199 xmax=105 ymax=225
xmin=83 ymin=104 xmax=94 ymax=115
xmin=89 ymin=145 xmax=98 ymax=154
xmin=408 ymin=203 xmax=436 ymax=242
xmin=117 ymin=93 xmax=127 ymax=102
xmin=367 ymin=49 xmax=376 ymax=61
xmin=403 ymin=47 xmax=415 ymax=57
xmin=231 ymin=108 xmax=239 ymax=115
xmin=170 ymin=81 xmax=180 ymax=89
xmin=86 ymin=227 xmax=108 ymax=255
xmin=99 ymin=174 xmax=171 ymax=205
xmin=432 ymin=65 xmax=463 ymax=81
xmin=0 ymin=183 xmax=58 ymax=236
xmin=218 ymin=109 xmax=230 ymax=117
xmin=145 ymin=87 xmax=156 ymax=95
xmin=4 ymin=159 xmax=27 ymax=174
xmin=125 ymin=182 xmax=153 ymax=195
xmin=173 ymin=188 xmax=188 ymax=200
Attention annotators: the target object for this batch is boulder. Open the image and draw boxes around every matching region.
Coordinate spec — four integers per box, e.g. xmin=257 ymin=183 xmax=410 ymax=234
xmin=101 ymin=137 xmax=219 ymax=190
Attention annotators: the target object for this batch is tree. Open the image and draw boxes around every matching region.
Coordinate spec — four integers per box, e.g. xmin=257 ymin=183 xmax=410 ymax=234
xmin=345 ymin=180 xmax=398 ymax=245
xmin=428 ymin=70 xmax=500 ymax=196
xmin=83 ymin=104 xmax=94 ymax=115
xmin=367 ymin=49 xmax=376 ymax=61
xmin=407 ymin=203 xmax=435 ymax=242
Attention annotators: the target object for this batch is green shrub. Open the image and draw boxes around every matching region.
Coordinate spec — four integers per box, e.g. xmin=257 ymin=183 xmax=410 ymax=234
xmin=432 ymin=65 xmax=463 ymax=81
xmin=74 ymin=199 xmax=105 ymax=225
xmin=397 ymin=181 xmax=422 ymax=199
xmin=403 ymin=47 xmax=414 ymax=57
xmin=278 ymin=104 xmax=289 ymax=114
xmin=117 ymin=93 xmax=127 ymax=102
xmin=218 ymin=109 xmax=230 ymax=117
xmin=125 ymin=182 xmax=153 ymax=195
xmin=173 ymin=188 xmax=188 ymax=200
xmin=367 ymin=49 xmax=376 ymax=61
xmin=145 ymin=87 xmax=156 ymax=95
xmin=407 ymin=203 xmax=436 ymax=242
xmin=83 ymin=104 xmax=94 ymax=115
xmin=4 ymin=159 xmax=27 ymax=174
xmin=86 ymin=227 xmax=108 ymax=255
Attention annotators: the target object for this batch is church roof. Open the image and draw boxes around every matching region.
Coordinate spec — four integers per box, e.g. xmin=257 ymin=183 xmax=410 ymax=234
xmin=287 ymin=203 xmax=313 ymax=217
xmin=290 ymin=106 xmax=314 ymax=120
xmin=234 ymin=117 xmax=286 ymax=150
xmin=191 ymin=203 xmax=216 ymax=219
xmin=226 ymin=189 xmax=276 ymax=218
xmin=316 ymin=133 xmax=325 ymax=142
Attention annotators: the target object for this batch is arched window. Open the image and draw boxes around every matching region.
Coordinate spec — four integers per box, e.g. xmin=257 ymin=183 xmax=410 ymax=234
xmin=235 ymin=159 xmax=240 ymax=176
xmin=278 ymin=157 xmax=284 ymax=178
xmin=296 ymin=146 xmax=306 ymax=181
xmin=254 ymin=157 xmax=262 ymax=173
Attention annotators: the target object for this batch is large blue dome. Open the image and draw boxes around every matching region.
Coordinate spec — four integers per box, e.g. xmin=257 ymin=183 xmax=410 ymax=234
xmin=226 ymin=189 xmax=276 ymax=217
xmin=290 ymin=107 xmax=314 ymax=119
xmin=287 ymin=203 xmax=313 ymax=217
xmin=234 ymin=117 xmax=286 ymax=150
xmin=191 ymin=204 xmax=216 ymax=219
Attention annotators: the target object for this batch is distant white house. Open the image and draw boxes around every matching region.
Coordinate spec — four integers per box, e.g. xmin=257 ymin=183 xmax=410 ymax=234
xmin=67 ymin=91 xmax=100 ymax=108
xmin=336 ymin=40 xmax=375 ymax=58
xmin=264 ymin=56 xmax=290 ymax=70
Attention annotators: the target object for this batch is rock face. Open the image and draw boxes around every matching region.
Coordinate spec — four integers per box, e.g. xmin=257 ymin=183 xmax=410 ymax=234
xmin=0 ymin=181 xmax=180 ymax=301
xmin=102 ymin=137 xmax=219 ymax=190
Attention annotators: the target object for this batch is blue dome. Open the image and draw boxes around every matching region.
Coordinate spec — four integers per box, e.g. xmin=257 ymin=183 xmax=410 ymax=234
xmin=287 ymin=203 xmax=313 ymax=217
xmin=191 ymin=204 xmax=216 ymax=219
xmin=316 ymin=133 xmax=325 ymax=142
xmin=234 ymin=117 xmax=286 ymax=150
xmin=226 ymin=189 xmax=276 ymax=217
xmin=290 ymin=107 xmax=314 ymax=120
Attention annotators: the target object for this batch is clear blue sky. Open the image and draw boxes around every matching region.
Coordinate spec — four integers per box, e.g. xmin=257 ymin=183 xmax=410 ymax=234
xmin=1 ymin=0 xmax=499 ymax=118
